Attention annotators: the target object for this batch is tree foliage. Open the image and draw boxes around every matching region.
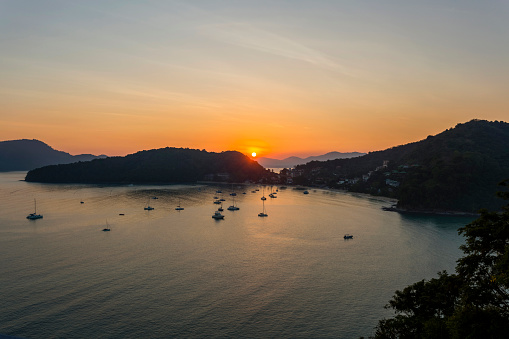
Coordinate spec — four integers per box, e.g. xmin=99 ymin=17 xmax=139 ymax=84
xmin=373 ymin=180 xmax=509 ymax=338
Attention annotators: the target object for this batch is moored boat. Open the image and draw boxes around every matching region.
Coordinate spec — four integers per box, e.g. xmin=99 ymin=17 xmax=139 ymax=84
xmin=212 ymin=211 xmax=224 ymax=219
xmin=26 ymin=199 xmax=43 ymax=220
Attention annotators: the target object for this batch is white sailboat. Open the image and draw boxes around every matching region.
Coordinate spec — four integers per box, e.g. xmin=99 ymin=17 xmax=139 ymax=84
xmin=227 ymin=195 xmax=239 ymax=210
xmin=102 ymin=219 xmax=111 ymax=231
xmin=258 ymin=198 xmax=268 ymax=217
xmin=144 ymin=198 xmax=154 ymax=210
xmin=26 ymin=199 xmax=43 ymax=220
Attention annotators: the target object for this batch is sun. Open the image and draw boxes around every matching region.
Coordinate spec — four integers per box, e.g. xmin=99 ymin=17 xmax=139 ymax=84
xmin=251 ymin=152 xmax=257 ymax=157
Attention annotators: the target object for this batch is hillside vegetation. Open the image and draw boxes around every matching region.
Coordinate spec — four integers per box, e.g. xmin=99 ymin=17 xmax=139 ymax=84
xmin=372 ymin=182 xmax=509 ymax=338
xmin=25 ymin=147 xmax=267 ymax=184
xmin=293 ymin=120 xmax=509 ymax=212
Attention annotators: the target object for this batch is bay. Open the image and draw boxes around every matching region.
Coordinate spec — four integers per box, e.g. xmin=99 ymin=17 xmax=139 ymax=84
xmin=0 ymin=172 xmax=472 ymax=338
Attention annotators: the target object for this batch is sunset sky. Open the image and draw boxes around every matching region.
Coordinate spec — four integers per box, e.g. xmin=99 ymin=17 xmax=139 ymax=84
xmin=1 ymin=1 xmax=508 ymax=158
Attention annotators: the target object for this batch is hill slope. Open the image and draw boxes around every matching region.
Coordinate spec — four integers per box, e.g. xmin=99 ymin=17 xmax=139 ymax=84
xmin=25 ymin=147 xmax=267 ymax=184
xmin=0 ymin=139 xmax=106 ymax=171
xmin=294 ymin=120 xmax=509 ymax=212
xmin=257 ymin=151 xmax=365 ymax=168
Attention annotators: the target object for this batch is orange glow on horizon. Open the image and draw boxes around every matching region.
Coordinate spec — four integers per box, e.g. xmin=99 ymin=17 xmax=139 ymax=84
xmin=1 ymin=2 xmax=509 ymax=161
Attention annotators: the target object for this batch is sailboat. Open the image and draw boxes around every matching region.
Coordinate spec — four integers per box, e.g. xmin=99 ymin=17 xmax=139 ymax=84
xmin=175 ymin=198 xmax=184 ymax=211
xmin=227 ymin=196 xmax=239 ymax=210
xmin=258 ymin=198 xmax=268 ymax=217
xmin=230 ymin=184 xmax=237 ymax=196
xmin=261 ymin=186 xmax=267 ymax=201
xmin=144 ymin=198 xmax=154 ymax=210
xmin=102 ymin=219 xmax=111 ymax=231
xmin=26 ymin=199 xmax=43 ymax=220
xmin=269 ymin=186 xmax=277 ymax=198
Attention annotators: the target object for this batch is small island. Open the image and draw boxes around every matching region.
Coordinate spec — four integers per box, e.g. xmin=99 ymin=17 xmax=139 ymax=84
xmin=25 ymin=147 xmax=268 ymax=184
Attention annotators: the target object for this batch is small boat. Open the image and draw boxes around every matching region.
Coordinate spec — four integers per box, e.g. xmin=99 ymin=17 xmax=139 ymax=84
xmin=227 ymin=196 xmax=239 ymax=210
xmin=216 ymin=190 xmax=222 ymax=193
xmin=102 ymin=220 xmax=111 ymax=232
xmin=258 ymin=198 xmax=268 ymax=217
xmin=80 ymin=201 xmax=84 ymax=204
xmin=269 ymin=193 xmax=277 ymax=198
xmin=26 ymin=199 xmax=43 ymax=220
xmin=214 ymin=196 xmax=219 ymax=199
xmin=119 ymin=213 xmax=125 ymax=216
xmin=144 ymin=198 xmax=154 ymax=210
xmin=230 ymin=192 xmax=237 ymax=196
xmin=212 ymin=211 xmax=224 ymax=219
xmin=175 ymin=199 xmax=184 ymax=211
xmin=213 ymin=200 xmax=221 ymax=204
xmin=152 ymin=197 xmax=158 ymax=199
xmin=303 ymin=191 xmax=309 ymax=194
xmin=218 ymin=204 xmax=224 ymax=212
xmin=344 ymin=234 xmax=353 ymax=239
xmin=219 ymin=198 xmax=225 ymax=201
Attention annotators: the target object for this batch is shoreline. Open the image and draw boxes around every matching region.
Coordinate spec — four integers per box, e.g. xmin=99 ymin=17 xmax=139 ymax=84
xmin=394 ymin=207 xmax=479 ymax=217
xmin=299 ymin=185 xmax=479 ymax=217
xmin=381 ymin=206 xmax=479 ymax=217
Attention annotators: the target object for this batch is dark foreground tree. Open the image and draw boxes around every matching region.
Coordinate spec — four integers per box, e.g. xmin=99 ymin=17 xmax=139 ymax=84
xmin=373 ymin=180 xmax=509 ymax=338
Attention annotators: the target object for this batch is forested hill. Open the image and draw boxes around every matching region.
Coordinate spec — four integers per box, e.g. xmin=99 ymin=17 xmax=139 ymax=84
xmin=294 ymin=119 xmax=509 ymax=212
xmin=0 ymin=139 xmax=106 ymax=171
xmin=25 ymin=147 xmax=268 ymax=184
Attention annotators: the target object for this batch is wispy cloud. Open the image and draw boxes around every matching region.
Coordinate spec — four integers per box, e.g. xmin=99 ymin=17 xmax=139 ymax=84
xmin=200 ymin=22 xmax=356 ymax=77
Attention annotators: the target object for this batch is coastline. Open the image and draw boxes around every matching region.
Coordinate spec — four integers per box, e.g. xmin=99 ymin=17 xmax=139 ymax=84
xmin=391 ymin=207 xmax=479 ymax=217
xmin=297 ymin=184 xmax=479 ymax=217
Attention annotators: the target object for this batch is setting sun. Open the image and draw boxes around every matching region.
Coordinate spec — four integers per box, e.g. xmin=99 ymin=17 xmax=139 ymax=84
xmin=251 ymin=152 xmax=257 ymax=157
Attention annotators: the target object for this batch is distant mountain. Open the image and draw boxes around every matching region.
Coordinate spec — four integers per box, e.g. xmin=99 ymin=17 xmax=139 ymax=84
xmin=0 ymin=139 xmax=107 ymax=172
xmin=25 ymin=147 xmax=267 ymax=184
xmin=257 ymin=151 xmax=365 ymax=168
xmin=293 ymin=120 xmax=509 ymax=213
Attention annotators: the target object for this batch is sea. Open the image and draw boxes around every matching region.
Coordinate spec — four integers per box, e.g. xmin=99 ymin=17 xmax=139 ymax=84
xmin=0 ymin=172 xmax=474 ymax=338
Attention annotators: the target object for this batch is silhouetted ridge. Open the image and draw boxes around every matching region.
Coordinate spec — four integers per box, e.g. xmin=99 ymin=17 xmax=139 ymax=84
xmin=25 ymin=147 xmax=267 ymax=184
xmin=257 ymin=151 xmax=365 ymax=168
xmin=0 ymin=139 xmax=106 ymax=171
xmin=294 ymin=120 xmax=509 ymax=212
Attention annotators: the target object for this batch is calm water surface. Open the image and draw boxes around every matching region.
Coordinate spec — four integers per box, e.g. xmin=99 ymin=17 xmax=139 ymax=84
xmin=0 ymin=172 xmax=473 ymax=338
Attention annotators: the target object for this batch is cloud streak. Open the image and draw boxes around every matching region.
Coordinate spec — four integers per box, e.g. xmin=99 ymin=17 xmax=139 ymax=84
xmin=200 ymin=22 xmax=356 ymax=77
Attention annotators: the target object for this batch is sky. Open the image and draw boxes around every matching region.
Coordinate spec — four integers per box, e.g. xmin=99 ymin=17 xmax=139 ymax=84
xmin=1 ymin=0 xmax=508 ymax=158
